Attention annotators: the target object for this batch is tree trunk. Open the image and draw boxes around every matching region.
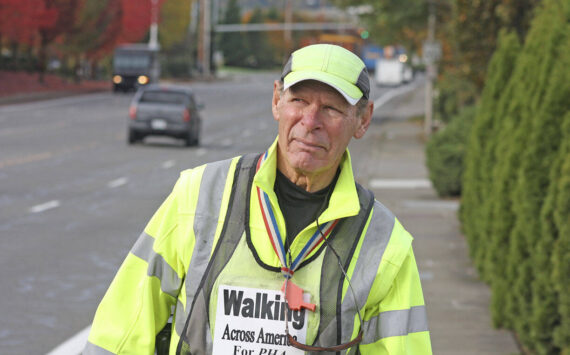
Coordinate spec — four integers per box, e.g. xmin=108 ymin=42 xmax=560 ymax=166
xmin=90 ymin=59 xmax=99 ymax=80
xmin=37 ymin=32 xmax=48 ymax=84
xmin=73 ymin=54 xmax=81 ymax=83
xmin=9 ymin=41 xmax=19 ymax=69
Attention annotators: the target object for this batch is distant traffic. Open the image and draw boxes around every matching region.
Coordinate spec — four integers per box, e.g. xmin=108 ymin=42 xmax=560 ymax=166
xmin=128 ymin=84 xmax=203 ymax=146
xmin=112 ymin=44 xmax=160 ymax=92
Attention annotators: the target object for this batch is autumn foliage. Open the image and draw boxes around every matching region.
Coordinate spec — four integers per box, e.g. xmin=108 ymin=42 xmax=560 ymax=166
xmin=0 ymin=0 xmax=164 ymax=76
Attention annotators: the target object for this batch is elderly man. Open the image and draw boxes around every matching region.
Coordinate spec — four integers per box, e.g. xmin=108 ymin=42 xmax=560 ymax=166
xmin=85 ymin=44 xmax=432 ymax=354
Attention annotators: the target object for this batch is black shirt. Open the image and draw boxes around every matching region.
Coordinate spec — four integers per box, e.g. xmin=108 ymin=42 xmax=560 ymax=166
xmin=274 ymin=169 xmax=339 ymax=248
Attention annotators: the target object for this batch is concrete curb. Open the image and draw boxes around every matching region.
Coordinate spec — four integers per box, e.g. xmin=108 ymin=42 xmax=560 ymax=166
xmin=0 ymin=88 xmax=109 ymax=106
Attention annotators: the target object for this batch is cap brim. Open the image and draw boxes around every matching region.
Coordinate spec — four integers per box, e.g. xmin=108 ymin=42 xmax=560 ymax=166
xmin=283 ymin=70 xmax=363 ymax=105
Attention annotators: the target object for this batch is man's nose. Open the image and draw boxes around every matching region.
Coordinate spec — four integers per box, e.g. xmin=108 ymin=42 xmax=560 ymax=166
xmin=301 ymin=104 xmax=322 ymax=130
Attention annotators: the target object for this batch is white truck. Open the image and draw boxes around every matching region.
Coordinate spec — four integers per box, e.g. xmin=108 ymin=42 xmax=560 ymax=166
xmin=374 ymin=56 xmax=413 ymax=86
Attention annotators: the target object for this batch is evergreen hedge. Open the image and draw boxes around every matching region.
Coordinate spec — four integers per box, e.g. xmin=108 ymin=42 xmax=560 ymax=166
xmin=536 ymin=110 xmax=570 ymax=354
xmin=459 ymin=0 xmax=570 ymax=353
xmin=522 ymin=28 xmax=570 ymax=354
xmin=434 ymin=72 xmax=478 ymax=124
xmin=426 ymin=105 xmax=475 ymax=197
xmin=550 ymin=114 xmax=570 ymax=353
xmin=503 ymin=1 xmax=568 ymax=348
xmin=460 ymin=30 xmax=521 ymax=282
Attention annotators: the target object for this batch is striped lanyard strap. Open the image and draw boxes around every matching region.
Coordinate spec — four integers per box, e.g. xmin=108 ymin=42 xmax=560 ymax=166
xmin=255 ymin=152 xmax=339 ymax=280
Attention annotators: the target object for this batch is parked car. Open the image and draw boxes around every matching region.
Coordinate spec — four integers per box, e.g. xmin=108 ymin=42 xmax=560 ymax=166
xmin=128 ymin=85 xmax=203 ymax=146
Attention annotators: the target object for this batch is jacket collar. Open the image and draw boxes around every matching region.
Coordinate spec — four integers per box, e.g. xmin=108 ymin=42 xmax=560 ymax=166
xmin=253 ymin=137 xmax=361 ymax=222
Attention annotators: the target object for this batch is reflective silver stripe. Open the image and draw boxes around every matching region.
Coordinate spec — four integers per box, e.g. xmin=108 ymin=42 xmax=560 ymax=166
xmin=175 ymin=299 xmax=186 ymax=336
xmin=340 ymin=201 xmax=395 ymax=344
xmin=186 ymin=291 xmax=213 ymax=355
xmin=316 ymin=200 xmax=395 ymax=348
xmin=362 ymin=305 xmax=429 ymax=343
xmin=131 ymin=232 xmax=182 ymax=298
xmin=83 ymin=341 xmax=116 ymax=354
xmin=184 ymin=158 xmax=233 ymax=313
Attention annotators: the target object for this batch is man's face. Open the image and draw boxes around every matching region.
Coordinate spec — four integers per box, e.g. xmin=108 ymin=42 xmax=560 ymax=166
xmin=272 ymin=80 xmax=371 ymax=178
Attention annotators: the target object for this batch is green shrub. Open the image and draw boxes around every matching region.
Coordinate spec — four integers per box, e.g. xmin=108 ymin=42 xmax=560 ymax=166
xmin=426 ymin=105 xmax=476 ymax=197
xmin=434 ymin=72 xmax=478 ymax=124
xmin=520 ymin=23 xmax=570 ymax=354
xmin=460 ymin=29 xmax=520 ymax=281
xmin=550 ymin=114 xmax=570 ymax=353
xmin=454 ymin=0 xmax=569 ymax=352
xmin=161 ymin=55 xmax=192 ymax=79
xmin=534 ymin=111 xmax=570 ymax=355
xmin=502 ymin=1 xmax=569 ymax=349
xmin=481 ymin=1 xmax=568 ymax=343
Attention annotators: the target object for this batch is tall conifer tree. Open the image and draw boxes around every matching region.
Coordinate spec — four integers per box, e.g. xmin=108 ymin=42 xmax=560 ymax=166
xmin=460 ymin=30 xmax=520 ymax=282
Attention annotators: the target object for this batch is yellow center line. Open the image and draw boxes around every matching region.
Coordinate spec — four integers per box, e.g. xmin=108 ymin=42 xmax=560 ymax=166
xmin=0 ymin=152 xmax=54 ymax=169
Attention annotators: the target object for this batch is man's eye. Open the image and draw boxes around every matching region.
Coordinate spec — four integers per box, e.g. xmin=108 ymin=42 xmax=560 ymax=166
xmin=325 ymin=105 xmax=342 ymax=113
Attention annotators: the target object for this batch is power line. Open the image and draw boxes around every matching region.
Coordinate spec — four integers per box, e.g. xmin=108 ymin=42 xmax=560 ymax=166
xmin=214 ymin=22 xmax=357 ymax=32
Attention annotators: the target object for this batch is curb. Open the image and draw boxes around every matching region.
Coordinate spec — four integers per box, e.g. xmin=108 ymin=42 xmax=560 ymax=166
xmin=0 ymin=87 xmax=109 ymax=106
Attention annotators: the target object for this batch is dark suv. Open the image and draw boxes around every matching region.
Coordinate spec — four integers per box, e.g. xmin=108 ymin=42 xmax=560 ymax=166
xmin=128 ymin=85 xmax=203 ymax=146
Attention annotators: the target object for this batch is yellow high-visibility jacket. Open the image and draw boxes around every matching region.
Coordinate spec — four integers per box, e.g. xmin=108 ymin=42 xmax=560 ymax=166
xmin=85 ymin=139 xmax=432 ymax=355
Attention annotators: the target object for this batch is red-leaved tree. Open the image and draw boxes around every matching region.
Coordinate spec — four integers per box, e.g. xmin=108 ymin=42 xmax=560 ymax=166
xmin=36 ymin=0 xmax=81 ymax=81
xmin=1 ymin=0 xmax=166 ymax=78
xmin=69 ymin=0 xmax=166 ymax=60
xmin=117 ymin=0 xmax=153 ymax=44
xmin=0 ymin=0 xmax=44 ymax=47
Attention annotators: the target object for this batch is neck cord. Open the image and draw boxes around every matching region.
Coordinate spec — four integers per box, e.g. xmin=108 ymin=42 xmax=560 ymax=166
xmin=283 ymin=217 xmax=364 ymax=348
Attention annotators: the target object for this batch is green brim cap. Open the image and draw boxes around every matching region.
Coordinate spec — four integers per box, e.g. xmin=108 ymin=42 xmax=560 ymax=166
xmin=281 ymin=44 xmax=369 ymax=105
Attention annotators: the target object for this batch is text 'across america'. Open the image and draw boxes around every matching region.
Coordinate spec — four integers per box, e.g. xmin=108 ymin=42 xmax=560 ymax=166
xmin=221 ymin=324 xmax=298 ymax=346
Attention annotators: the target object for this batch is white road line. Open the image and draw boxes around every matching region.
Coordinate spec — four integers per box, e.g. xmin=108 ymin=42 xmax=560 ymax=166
xmin=162 ymin=160 xmax=176 ymax=169
xmin=45 ymin=325 xmax=91 ymax=355
xmin=373 ymin=82 xmax=420 ymax=111
xmin=29 ymin=200 xmax=61 ymax=213
xmin=450 ymin=299 xmax=478 ymax=311
xmin=107 ymin=177 xmax=128 ymax=188
xmin=402 ymin=199 xmax=460 ymax=211
xmin=369 ymin=179 xmax=432 ymax=189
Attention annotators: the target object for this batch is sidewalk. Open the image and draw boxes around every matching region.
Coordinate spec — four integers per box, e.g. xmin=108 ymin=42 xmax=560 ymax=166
xmin=350 ymin=85 xmax=520 ymax=354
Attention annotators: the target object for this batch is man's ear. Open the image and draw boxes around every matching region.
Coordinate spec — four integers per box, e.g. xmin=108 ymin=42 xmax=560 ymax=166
xmin=354 ymin=101 xmax=373 ymax=139
xmin=272 ymin=80 xmax=281 ymax=121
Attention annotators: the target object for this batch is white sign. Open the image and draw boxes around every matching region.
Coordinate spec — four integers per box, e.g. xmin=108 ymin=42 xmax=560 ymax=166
xmin=151 ymin=119 xmax=167 ymax=130
xmin=213 ymin=285 xmax=310 ymax=355
xmin=422 ymin=41 xmax=442 ymax=63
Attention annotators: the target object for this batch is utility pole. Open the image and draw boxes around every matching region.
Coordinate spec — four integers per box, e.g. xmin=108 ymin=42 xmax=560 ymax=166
xmin=188 ymin=0 xmax=198 ymax=76
xmin=424 ymin=1 xmax=436 ymax=137
xmin=284 ymin=0 xmax=293 ymax=56
xmin=198 ymin=0 xmax=211 ymax=76
xmin=149 ymin=0 xmax=159 ymax=49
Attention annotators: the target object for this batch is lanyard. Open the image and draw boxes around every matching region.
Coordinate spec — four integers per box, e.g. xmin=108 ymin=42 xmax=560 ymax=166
xmin=255 ymin=153 xmax=339 ymax=280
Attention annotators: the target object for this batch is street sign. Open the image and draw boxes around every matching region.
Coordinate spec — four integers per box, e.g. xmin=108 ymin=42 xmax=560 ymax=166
xmin=422 ymin=41 xmax=442 ymax=63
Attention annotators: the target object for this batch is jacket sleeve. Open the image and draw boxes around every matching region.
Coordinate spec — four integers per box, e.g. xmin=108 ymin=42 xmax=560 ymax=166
xmin=358 ymin=221 xmax=432 ymax=354
xmin=85 ymin=174 xmax=192 ymax=355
